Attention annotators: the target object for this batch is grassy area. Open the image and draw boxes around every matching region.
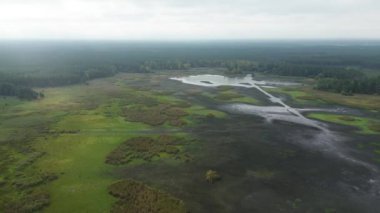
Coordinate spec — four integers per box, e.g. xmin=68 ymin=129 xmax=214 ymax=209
xmin=204 ymin=89 xmax=260 ymax=105
xmin=265 ymin=87 xmax=324 ymax=106
xmin=34 ymin=112 xmax=148 ymax=212
xmin=0 ymin=73 xmax=219 ymax=212
xmin=123 ymin=104 xmax=188 ymax=127
xmin=0 ymin=77 xmax=146 ymax=212
xmin=230 ymin=96 xmax=259 ymax=104
xmin=267 ymin=86 xmax=380 ymax=111
xmin=307 ymin=113 xmax=380 ymax=134
xmin=185 ymin=105 xmax=226 ymax=121
xmin=0 ymin=97 xmax=25 ymax=110
xmin=307 ymin=89 xmax=380 ymax=111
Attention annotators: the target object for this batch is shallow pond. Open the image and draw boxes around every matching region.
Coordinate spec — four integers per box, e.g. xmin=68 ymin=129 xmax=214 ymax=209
xmin=171 ymin=74 xmax=329 ymax=129
xmin=170 ymin=74 xmax=298 ymax=88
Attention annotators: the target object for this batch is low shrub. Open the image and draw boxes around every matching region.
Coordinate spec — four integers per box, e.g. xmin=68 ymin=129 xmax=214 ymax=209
xmin=338 ymin=116 xmax=356 ymax=122
xmin=205 ymin=170 xmax=221 ymax=184
xmin=109 ymin=179 xmax=186 ymax=213
xmin=369 ymin=121 xmax=380 ymax=132
xmin=106 ymin=136 xmax=189 ymax=165
xmin=13 ymin=173 xmax=58 ymax=189
xmin=123 ymin=104 xmax=188 ymax=127
xmin=5 ymin=191 xmax=50 ymax=213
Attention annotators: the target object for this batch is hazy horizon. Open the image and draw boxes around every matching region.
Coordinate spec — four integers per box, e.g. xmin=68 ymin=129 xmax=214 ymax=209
xmin=1 ymin=0 xmax=379 ymax=40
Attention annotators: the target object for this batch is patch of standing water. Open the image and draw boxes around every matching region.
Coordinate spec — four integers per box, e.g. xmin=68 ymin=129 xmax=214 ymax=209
xmin=220 ymin=104 xmax=323 ymax=129
xmin=171 ymin=74 xmax=323 ymax=130
xmin=171 ymin=74 xmax=380 ymax=195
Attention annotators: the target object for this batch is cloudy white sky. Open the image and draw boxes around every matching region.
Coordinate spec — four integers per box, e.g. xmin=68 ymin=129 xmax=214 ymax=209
xmin=0 ymin=0 xmax=379 ymax=40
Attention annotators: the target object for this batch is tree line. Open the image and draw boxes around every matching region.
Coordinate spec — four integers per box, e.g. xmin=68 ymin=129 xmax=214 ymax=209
xmin=0 ymin=83 xmax=43 ymax=100
xmin=314 ymin=76 xmax=380 ymax=95
xmin=2 ymin=59 xmax=379 ymax=98
xmin=252 ymin=62 xmax=380 ymax=95
xmin=1 ymin=42 xmax=379 ymax=98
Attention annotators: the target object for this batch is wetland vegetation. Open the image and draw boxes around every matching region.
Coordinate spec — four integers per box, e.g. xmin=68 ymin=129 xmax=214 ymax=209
xmin=106 ymin=136 xmax=192 ymax=165
xmin=108 ymin=179 xmax=186 ymax=213
xmin=0 ymin=41 xmax=380 ymax=212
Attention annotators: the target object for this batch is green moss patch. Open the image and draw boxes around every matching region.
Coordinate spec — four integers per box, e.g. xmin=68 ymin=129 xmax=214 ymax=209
xmin=109 ymin=179 xmax=186 ymax=213
xmin=265 ymin=87 xmax=323 ymax=105
xmin=213 ymin=90 xmax=259 ymax=104
xmin=265 ymin=86 xmax=380 ymax=111
xmin=307 ymin=113 xmax=380 ymax=134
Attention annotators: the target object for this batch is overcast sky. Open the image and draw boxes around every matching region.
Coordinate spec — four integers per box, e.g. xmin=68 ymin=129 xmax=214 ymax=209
xmin=0 ymin=0 xmax=379 ymax=40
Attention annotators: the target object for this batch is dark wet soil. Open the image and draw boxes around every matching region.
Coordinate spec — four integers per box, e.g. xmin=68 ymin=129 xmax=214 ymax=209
xmin=116 ymin=74 xmax=380 ymax=213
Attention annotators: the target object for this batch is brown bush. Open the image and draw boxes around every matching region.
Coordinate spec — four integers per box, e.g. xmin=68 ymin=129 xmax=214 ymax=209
xmin=109 ymin=179 xmax=186 ymax=213
xmin=5 ymin=191 xmax=50 ymax=213
xmin=12 ymin=173 xmax=58 ymax=189
xmin=106 ymin=136 xmax=189 ymax=165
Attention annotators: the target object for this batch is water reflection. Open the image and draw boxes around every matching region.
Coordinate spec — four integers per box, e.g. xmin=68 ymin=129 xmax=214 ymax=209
xmin=171 ymin=74 xmax=321 ymax=129
xmin=171 ymin=74 xmax=380 ymax=174
xmin=171 ymin=74 xmax=380 ymax=207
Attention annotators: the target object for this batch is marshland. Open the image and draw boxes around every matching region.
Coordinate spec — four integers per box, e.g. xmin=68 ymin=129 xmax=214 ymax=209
xmin=0 ymin=41 xmax=380 ymax=213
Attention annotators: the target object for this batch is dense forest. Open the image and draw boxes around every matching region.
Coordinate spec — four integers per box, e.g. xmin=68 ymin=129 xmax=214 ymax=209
xmin=314 ymin=77 xmax=380 ymax=95
xmin=1 ymin=41 xmax=379 ymax=98
xmin=0 ymin=83 xmax=42 ymax=100
xmin=253 ymin=62 xmax=380 ymax=94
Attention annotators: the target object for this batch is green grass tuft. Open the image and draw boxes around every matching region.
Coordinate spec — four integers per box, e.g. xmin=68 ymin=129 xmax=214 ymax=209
xmin=307 ymin=113 xmax=380 ymax=135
